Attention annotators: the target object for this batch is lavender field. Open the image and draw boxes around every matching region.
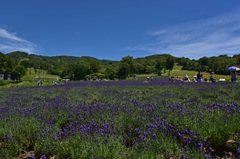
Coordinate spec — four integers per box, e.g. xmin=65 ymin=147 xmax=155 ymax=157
xmin=1 ymin=78 xmax=240 ymax=159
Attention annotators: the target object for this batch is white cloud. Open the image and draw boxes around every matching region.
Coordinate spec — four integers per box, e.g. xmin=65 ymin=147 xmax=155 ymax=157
xmin=0 ymin=28 xmax=38 ymax=54
xmin=126 ymin=9 xmax=240 ymax=59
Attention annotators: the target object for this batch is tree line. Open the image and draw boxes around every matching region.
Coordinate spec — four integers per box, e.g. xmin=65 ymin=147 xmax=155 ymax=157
xmin=1 ymin=51 xmax=240 ymax=80
xmin=177 ymin=54 xmax=240 ymax=75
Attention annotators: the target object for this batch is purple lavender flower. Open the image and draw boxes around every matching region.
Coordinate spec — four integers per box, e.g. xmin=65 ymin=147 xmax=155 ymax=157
xmin=209 ymin=147 xmax=213 ymax=152
xmin=29 ymin=154 xmax=35 ymax=159
xmin=152 ymin=134 xmax=157 ymax=139
xmin=180 ymin=155 xmax=187 ymax=159
xmin=41 ymin=154 xmax=47 ymax=159
xmin=238 ymin=147 xmax=240 ymax=154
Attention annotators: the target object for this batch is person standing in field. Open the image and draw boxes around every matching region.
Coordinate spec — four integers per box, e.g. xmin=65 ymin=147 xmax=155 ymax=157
xmin=192 ymin=76 xmax=197 ymax=82
xmin=184 ymin=74 xmax=190 ymax=82
xmin=37 ymin=80 xmax=42 ymax=86
xmin=231 ymin=71 xmax=237 ymax=82
xmin=170 ymin=76 xmax=175 ymax=82
xmin=209 ymin=72 xmax=216 ymax=82
xmin=197 ymin=71 xmax=202 ymax=82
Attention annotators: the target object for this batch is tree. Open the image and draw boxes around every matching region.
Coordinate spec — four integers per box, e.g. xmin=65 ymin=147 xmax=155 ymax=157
xmin=121 ymin=56 xmax=135 ymax=77
xmin=69 ymin=60 xmax=90 ymax=80
xmin=12 ymin=65 xmax=27 ymax=80
xmin=145 ymin=66 xmax=156 ymax=74
xmin=88 ymin=59 xmax=100 ymax=74
xmin=117 ymin=63 xmax=130 ymax=80
xmin=166 ymin=56 xmax=175 ymax=76
xmin=198 ymin=56 xmax=209 ymax=71
xmin=133 ymin=62 xmax=144 ymax=74
xmin=233 ymin=54 xmax=240 ymax=65
xmin=18 ymin=58 xmax=29 ymax=69
xmin=0 ymin=52 xmax=16 ymax=79
xmin=155 ymin=58 xmax=166 ymax=75
xmin=177 ymin=57 xmax=191 ymax=70
xmin=208 ymin=57 xmax=219 ymax=72
xmin=105 ymin=67 xmax=116 ymax=80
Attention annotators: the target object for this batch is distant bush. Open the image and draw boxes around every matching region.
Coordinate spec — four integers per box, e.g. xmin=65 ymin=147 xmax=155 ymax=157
xmin=0 ymin=80 xmax=13 ymax=86
xmin=0 ymin=80 xmax=21 ymax=87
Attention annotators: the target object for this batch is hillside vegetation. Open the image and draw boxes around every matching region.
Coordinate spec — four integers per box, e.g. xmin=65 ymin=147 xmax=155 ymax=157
xmin=0 ymin=51 xmax=239 ymax=86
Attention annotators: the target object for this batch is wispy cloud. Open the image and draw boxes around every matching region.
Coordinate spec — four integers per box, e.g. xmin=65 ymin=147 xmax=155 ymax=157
xmin=0 ymin=28 xmax=38 ymax=54
xmin=126 ymin=9 xmax=240 ymax=59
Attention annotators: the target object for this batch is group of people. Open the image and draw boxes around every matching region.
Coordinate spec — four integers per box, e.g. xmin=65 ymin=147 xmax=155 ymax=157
xmin=37 ymin=79 xmax=70 ymax=87
xmin=170 ymin=71 xmax=209 ymax=83
xmin=147 ymin=76 xmax=154 ymax=81
xmin=170 ymin=70 xmax=238 ymax=83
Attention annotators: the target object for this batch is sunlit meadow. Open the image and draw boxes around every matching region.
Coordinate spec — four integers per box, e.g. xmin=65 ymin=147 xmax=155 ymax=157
xmin=0 ymin=78 xmax=240 ymax=158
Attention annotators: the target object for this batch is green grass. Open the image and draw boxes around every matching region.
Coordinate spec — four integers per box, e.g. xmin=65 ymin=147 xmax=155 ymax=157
xmin=0 ymin=68 xmax=60 ymax=88
xmin=138 ymin=65 xmax=232 ymax=81
xmin=22 ymin=68 xmax=59 ymax=81
xmin=166 ymin=66 xmax=231 ymax=81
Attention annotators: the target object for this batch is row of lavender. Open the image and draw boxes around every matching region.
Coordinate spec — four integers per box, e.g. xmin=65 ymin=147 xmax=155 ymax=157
xmin=0 ymin=79 xmax=240 ymax=158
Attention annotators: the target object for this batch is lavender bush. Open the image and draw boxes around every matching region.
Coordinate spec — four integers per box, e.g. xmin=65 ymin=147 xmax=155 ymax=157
xmin=0 ymin=78 xmax=240 ymax=158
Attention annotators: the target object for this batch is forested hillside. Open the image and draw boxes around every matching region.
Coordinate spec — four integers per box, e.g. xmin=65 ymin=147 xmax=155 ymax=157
xmin=1 ymin=51 xmax=240 ymax=80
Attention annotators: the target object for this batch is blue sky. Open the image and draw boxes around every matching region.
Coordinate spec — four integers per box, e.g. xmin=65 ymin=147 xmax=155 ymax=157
xmin=1 ymin=0 xmax=240 ymax=60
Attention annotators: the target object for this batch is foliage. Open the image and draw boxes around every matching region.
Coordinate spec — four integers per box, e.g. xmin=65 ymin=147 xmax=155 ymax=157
xmin=198 ymin=56 xmax=209 ymax=71
xmin=2 ymin=51 xmax=240 ymax=81
xmin=12 ymin=65 xmax=27 ymax=80
xmin=73 ymin=59 xmax=91 ymax=80
xmin=0 ymin=80 xmax=14 ymax=86
xmin=105 ymin=67 xmax=116 ymax=80
xmin=155 ymin=58 xmax=166 ymax=75
xmin=0 ymin=52 xmax=16 ymax=74
xmin=177 ymin=54 xmax=240 ymax=75
xmin=121 ymin=56 xmax=135 ymax=74
xmin=18 ymin=58 xmax=29 ymax=69
xmin=165 ymin=56 xmax=175 ymax=76
xmin=117 ymin=62 xmax=130 ymax=80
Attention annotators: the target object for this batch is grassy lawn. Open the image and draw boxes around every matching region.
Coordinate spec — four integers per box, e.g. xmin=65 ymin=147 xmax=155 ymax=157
xmin=22 ymin=68 xmax=59 ymax=81
xmin=138 ymin=65 xmax=232 ymax=82
xmin=0 ymin=68 xmax=60 ymax=88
